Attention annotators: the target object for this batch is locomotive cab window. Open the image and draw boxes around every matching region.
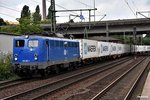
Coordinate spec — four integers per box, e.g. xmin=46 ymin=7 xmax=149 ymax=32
xmin=15 ymin=40 xmax=25 ymax=47
xmin=28 ymin=40 xmax=38 ymax=48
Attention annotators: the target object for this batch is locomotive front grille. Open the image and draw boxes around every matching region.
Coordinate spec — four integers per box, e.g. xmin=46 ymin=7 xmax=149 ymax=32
xmin=14 ymin=64 xmax=38 ymax=75
xmin=20 ymin=65 xmax=30 ymax=69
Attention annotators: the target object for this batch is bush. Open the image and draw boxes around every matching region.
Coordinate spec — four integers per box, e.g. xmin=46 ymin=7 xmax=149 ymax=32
xmin=0 ymin=17 xmax=43 ymax=35
xmin=0 ymin=25 xmax=20 ymax=34
xmin=0 ymin=55 xmax=17 ymax=80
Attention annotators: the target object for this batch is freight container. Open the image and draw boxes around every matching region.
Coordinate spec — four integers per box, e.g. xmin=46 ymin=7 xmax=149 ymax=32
xmin=98 ymin=41 xmax=111 ymax=57
xmin=78 ymin=39 xmax=99 ymax=59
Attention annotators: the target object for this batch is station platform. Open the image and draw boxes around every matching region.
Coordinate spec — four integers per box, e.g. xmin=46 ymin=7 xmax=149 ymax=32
xmin=140 ymin=72 xmax=150 ymax=100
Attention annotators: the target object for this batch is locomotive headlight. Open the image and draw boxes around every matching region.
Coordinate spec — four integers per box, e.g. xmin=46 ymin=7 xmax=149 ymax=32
xmin=14 ymin=57 xmax=18 ymax=61
xmin=14 ymin=54 xmax=18 ymax=61
xmin=34 ymin=53 xmax=38 ymax=60
xmin=25 ymin=35 xmax=29 ymax=38
xmin=34 ymin=57 xmax=38 ymax=60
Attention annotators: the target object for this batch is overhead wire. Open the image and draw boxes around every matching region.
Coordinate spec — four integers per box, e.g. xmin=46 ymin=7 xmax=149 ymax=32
xmin=31 ymin=0 xmax=77 ymax=14
xmin=74 ymin=0 xmax=103 ymax=14
xmin=124 ymin=0 xmax=136 ymax=16
xmin=32 ymin=0 xmax=40 ymax=4
xmin=46 ymin=0 xmax=89 ymax=21
xmin=0 ymin=4 xmax=20 ymax=13
xmin=74 ymin=0 xmax=106 ymax=21
xmin=31 ymin=0 xmax=80 ymax=17
xmin=0 ymin=13 xmax=17 ymax=18
xmin=31 ymin=0 xmax=89 ymax=21
xmin=131 ymin=0 xmax=139 ymax=11
xmin=75 ymin=0 xmax=93 ymax=8
xmin=46 ymin=0 xmax=79 ymax=15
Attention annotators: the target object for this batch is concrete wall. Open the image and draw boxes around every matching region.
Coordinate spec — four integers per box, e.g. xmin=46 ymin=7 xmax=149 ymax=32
xmin=0 ymin=34 xmax=16 ymax=55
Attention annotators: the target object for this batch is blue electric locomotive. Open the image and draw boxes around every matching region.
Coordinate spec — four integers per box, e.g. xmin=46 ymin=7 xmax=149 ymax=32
xmin=12 ymin=36 xmax=80 ymax=77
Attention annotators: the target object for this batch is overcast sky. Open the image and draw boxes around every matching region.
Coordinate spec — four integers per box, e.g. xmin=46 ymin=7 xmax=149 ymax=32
xmin=0 ymin=0 xmax=150 ymax=23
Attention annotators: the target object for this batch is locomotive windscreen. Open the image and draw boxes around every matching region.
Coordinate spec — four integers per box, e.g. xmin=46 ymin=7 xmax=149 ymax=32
xmin=15 ymin=40 xmax=25 ymax=47
xmin=28 ymin=40 xmax=38 ymax=48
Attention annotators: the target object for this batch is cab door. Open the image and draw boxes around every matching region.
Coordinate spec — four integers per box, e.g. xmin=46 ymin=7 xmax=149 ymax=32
xmin=46 ymin=40 xmax=49 ymax=61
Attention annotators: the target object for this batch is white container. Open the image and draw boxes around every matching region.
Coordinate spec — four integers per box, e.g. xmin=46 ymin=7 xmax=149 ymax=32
xmin=110 ymin=43 xmax=118 ymax=55
xmin=98 ymin=41 xmax=111 ymax=57
xmin=78 ymin=39 xmax=99 ymax=59
xmin=117 ymin=43 xmax=124 ymax=54
xmin=146 ymin=46 xmax=150 ymax=52
xmin=125 ymin=44 xmax=131 ymax=53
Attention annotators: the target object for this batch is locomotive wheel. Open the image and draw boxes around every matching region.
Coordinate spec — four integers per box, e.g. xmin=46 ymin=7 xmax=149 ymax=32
xmin=55 ymin=66 xmax=60 ymax=74
xmin=40 ymin=69 xmax=49 ymax=77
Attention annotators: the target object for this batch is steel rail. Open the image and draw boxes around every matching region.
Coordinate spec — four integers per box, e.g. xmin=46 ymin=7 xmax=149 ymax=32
xmin=91 ymin=57 xmax=146 ymax=100
xmin=0 ymin=78 xmax=39 ymax=91
xmin=124 ymin=57 xmax=150 ymax=100
xmin=2 ymin=57 xmax=131 ymax=100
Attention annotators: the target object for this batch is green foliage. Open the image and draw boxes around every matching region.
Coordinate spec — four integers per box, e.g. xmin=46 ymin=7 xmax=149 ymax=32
xmin=18 ymin=5 xmax=43 ymax=34
xmin=0 ymin=5 xmax=43 ymax=35
xmin=143 ymin=37 xmax=150 ymax=45
xmin=33 ymin=13 xmax=41 ymax=23
xmin=112 ymin=35 xmax=150 ymax=45
xmin=41 ymin=19 xmax=51 ymax=24
xmin=123 ymin=36 xmax=133 ymax=44
xmin=33 ymin=5 xmax=41 ymax=23
xmin=21 ymin=5 xmax=31 ymax=18
xmin=0 ymin=55 xmax=17 ymax=80
xmin=19 ymin=17 xmax=43 ymax=34
xmin=0 ymin=17 xmax=7 ymax=26
xmin=47 ymin=5 xmax=53 ymax=20
xmin=36 ymin=5 xmax=40 ymax=13
xmin=112 ymin=35 xmax=132 ymax=44
xmin=0 ymin=18 xmax=43 ymax=35
xmin=0 ymin=25 xmax=20 ymax=34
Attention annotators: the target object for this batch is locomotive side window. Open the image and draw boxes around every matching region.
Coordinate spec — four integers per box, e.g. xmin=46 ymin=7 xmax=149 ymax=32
xmin=50 ymin=40 xmax=54 ymax=47
xmin=15 ymin=40 xmax=25 ymax=47
xmin=74 ymin=42 xmax=77 ymax=47
xmin=55 ymin=41 xmax=60 ymax=47
xmin=28 ymin=40 xmax=38 ymax=48
xmin=76 ymin=43 xmax=79 ymax=47
xmin=60 ymin=41 xmax=64 ymax=47
xmin=68 ymin=42 xmax=72 ymax=47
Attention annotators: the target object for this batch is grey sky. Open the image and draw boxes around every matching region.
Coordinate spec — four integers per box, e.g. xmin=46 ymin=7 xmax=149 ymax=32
xmin=0 ymin=0 xmax=149 ymax=23
xmin=147 ymin=0 xmax=150 ymax=5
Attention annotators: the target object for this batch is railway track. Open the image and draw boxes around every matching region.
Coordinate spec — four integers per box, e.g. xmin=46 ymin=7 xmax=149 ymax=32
xmin=46 ymin=57 xmax=146 ymax=100
xmin=1 ymin=57 xmax=131 ymax=100
xmin=124 ymin=58 xmax=150 ymax=100
xmin=0 ymin=79 xmax=20 ymax=88
xmin=0 ymin=78 xmax=39 ymax=91
xmin=0 ymin=57 xmax=128 ymax=99
xmin=91 ymin=57 xmax=149 ymax=100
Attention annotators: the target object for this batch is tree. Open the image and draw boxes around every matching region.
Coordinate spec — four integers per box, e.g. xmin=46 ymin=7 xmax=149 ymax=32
xmin=0 ymin=18 xmax=6 ymax=26
xmin=18 ymin=5 xmax=42 ymax=34
xmin=47 ymin=5 xmax=53 ymax=20
xmin=19 ymin=17 xmax=42 ymax=34
xmin=33 ymin=5 xmax=41 ymax=23
xmin=21 ymin=5 xmax=31 ymax=18
xmin=143 ymin=37 xmax=150 ymax=45
xmin=0 ymin=25 xmax=20 ymax=34
xmin=0 ymin=5 xmax=43 ymax=35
